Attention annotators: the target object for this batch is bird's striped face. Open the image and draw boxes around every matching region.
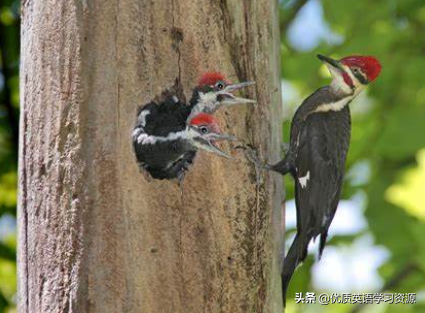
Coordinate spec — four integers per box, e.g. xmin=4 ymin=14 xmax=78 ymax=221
xmin=187 ymin=113 xmax=235 ymax=158
xmin=198 ymin=72 xmax=230 ymax=92
xmin=318 ymin=54 xmax=382 ymax=95
xmin=189 ymin=113 xmax=221 ymax=135
xmin=341 ymin=55 xmax=382 ymax=84
xmin=195 ymin=72 xmax=256 ymax=113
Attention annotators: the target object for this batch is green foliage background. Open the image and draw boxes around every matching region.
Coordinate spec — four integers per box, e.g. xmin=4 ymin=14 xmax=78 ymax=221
xmin=281 ymin=0 xmax=425 ymax=312
xmin=0 ymin=0 xmax=424 ymax=312
xmin=0 ymin=0 xmax=18 ymax=312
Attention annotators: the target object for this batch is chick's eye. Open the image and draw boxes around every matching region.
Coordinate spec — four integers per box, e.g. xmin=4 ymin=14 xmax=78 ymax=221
xmin=200 ymin=126 xmax=208 ymax=134
xmin=215 ymin=81 xmax=225 ymax=90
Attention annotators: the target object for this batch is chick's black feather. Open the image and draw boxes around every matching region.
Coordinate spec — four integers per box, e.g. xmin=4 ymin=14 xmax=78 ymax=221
xmin=133 ymin=95 xmax=195 ymax=180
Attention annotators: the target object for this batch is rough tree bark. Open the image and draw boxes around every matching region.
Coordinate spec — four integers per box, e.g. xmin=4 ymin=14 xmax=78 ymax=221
xmin=18 ymin=0 xmax=283 ymax=312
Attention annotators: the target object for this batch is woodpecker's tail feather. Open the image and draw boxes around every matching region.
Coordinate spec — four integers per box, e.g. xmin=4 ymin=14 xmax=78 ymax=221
xmin=281 ymin=234 xmax=309 ymax=307
xmin=318 ymin=231 xmax=328 ymax=260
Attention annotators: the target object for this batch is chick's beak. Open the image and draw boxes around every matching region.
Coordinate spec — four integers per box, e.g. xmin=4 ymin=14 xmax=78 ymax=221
xmin=225 ymin=81 xmax=256 ymax=92
xmin=218 ymin=81 xmax=256 ymax=105
xmin=198 ymin=133 xmax=237 ymax=159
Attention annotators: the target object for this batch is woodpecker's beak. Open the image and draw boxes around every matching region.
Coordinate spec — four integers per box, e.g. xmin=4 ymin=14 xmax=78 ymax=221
xmin=218 ymin=81 xmax=256 ymax=106
xmin=198 ymin=133 xmax=237 ymax=159
xmin=317 ymin=54 xmax=344 ymax=77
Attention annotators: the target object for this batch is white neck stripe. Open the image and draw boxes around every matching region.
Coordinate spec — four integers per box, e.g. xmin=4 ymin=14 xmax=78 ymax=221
xmin=135 ymin=128 xmax=191 ymax=145
xmin=314 ymin=95 xmax=354 ymax=113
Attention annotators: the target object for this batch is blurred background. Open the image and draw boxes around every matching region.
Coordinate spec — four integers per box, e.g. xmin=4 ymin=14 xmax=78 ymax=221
xmin=280 ymin=0 xmax=425 ymax=312
xmin=0 ymin=0 xmax=19 ymax=311
xmin=0 ymin=0 xmax=424 ymax=312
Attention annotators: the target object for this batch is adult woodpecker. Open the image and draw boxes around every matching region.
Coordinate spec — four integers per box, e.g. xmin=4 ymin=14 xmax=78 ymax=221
xmin=187 ymin=72 xmax=256 ymax=121
xmin=132 ymin=94 xmax=235 ymax=181
xmin=250 ymin=54 xmax=381 ymax=305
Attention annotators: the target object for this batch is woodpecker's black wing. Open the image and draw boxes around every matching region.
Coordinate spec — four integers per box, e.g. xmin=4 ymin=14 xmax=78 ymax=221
xmin=132 ymin=96 xmax=196 ymax=180
xmin=271 ymin=86 xmax=344 ymax=176
xmin=141 ymin=96 xmax=190 ymax=136
xmin=294 ymin=107 xmax=350 ymax=249
xmin=280 ymin=88 xmax=351 ymax=304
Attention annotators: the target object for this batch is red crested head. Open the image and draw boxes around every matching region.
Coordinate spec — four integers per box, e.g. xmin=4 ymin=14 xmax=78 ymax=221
xmin=341 ymin=55 xmax=382 ymax=82
xmin=189 ymin=113 xmax=220 ymax=133
xmin=198 ymin=72 xmax=229 ymax=88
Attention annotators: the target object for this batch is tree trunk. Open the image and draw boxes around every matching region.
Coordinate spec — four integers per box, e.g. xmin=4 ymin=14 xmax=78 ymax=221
xmin=18 ymin=0 xmax=283 ymax=312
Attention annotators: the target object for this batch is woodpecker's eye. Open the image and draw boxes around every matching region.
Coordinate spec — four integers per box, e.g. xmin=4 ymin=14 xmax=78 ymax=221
xmin=200 ymin=126 xmax=208 ymax=134
xmin=215 ymin=81 xmax=225 ymax=90
xmin=351 ymin=67 xmax=368 ymax=84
